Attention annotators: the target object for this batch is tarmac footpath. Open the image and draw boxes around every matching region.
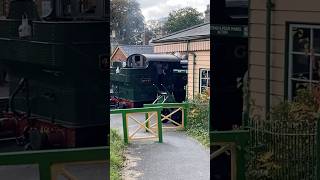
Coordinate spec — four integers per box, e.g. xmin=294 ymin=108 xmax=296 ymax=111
xmin=111 ymin=113 xmax=210 ymax=180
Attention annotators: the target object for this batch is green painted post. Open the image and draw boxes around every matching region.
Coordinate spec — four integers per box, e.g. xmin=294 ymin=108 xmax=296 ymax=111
xmin=39 ymin=162 xmax=51 ymax=180
xmin=122 ymin=112 xmax=129 ymax=144
xmin=183 ymin=104 xmax=189 ymax=128
xmin=145 ymin=113 xmax=149 ymax=132
xmin=237 ymin=136 xmax=249 ymax=180
xmin=157 ymin=110 xmax=163 ymax=143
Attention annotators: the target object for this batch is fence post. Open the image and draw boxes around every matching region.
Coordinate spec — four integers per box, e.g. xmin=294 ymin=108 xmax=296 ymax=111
xmin=122 ymin=112 xmax=128 ymax=144
xmin=157 ymin=109 xmax=163 ymax=143
xmin=183 ymin=103 xmax=188 ymax=128
xmin=39 ymin=162 xmax=52 ymax=180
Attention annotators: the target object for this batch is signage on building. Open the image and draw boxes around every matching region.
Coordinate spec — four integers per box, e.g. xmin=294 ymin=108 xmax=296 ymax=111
xmin=211 ymin=24 xmax=248 ymax=37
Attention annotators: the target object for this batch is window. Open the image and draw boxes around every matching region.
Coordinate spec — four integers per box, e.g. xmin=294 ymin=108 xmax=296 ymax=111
xmin=288 ymin=24 xmax=320 ymax=99
xmin=200 ymin=69 xmax=210 ymax=94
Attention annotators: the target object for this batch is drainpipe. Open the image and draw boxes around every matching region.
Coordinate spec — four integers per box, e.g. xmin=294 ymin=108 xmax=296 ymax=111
xmin=266 ymin=0 xmax=274 ymax=119
xmin=185 ymin=41 xmax=197 ymax=100
xmin=192 ymin=52 xmax=196 ymax=100
xmin=185 ymin=40 xmax=190 ymax=100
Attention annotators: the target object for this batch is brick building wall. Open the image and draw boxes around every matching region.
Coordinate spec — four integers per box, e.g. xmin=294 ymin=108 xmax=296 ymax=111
xmin=111 ymin=48 xmax=127 ymax=62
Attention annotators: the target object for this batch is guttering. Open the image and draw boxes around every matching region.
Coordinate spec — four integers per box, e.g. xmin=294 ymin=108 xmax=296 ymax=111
xmin=266 ymin=0 xmax=274 ymax=118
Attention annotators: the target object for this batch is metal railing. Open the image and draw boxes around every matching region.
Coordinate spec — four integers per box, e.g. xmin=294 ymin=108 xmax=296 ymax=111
xmin=247 ymin=118 xmax=320 ymax=180
xmin=211 ymin=119 xmax=320 ymax=180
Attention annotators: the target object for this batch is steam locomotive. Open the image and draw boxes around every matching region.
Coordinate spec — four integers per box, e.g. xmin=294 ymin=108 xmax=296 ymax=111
xmin=0 ymin=0 xmax=107 ymax=150
xmin=110 ymin=53 xmax=188 ymax=108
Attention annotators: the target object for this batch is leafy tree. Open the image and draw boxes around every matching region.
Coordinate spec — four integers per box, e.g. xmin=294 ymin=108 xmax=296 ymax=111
xmin=146 ymin=19 xmax=167 ymax=39
xmin=111 ymin=0 xmax=145 ymax=44
xmin=164 ymin=7 xmax=204 ymax=34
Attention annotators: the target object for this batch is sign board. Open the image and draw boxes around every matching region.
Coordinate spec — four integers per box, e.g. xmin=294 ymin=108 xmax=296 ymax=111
xmin=211 ymin=24 xmax=248 ymax=38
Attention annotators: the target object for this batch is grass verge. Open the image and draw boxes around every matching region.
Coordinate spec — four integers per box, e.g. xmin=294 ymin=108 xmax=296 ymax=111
xmin=111 ymin=128 xmax=126 ymax=180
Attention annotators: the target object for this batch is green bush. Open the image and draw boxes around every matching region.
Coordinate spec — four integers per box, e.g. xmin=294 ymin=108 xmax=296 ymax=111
xmin=110 ymin=128 xmax=126 ymax=180
xmin=186 ymin=93 xmax=210 ymax=147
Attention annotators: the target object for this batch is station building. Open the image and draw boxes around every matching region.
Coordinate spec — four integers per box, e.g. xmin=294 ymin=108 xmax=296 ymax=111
xmin=249 ymin=0 xmax=320 ymax=115
xmin=152 ymin=23 xmax=210 ymax=99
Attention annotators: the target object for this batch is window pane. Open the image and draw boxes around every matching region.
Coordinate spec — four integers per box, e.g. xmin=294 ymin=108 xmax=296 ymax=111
xmin=292 ymin=54 xmax=310 ymax=79
xmin=314 ymin=29 xmax=320 ymax=53
xmin=202 ymin=79 xmax=208 ymax=86
xmin=292 ymin=27 xmax=310 ymax=53
xmin=201 ymin=70 xmax=208 ymax=78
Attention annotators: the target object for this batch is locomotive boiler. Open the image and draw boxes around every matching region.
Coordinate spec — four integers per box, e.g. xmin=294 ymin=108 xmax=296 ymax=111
xmin=0 ymin=0 xmax=107 ymax=150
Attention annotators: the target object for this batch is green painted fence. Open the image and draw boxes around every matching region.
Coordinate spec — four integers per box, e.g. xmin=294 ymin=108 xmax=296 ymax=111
xmin=144 ymin=102 xmax=189 ymax=129
xmin=111 ymin=106 xmax=163 ymax=143
xmin=0 ymin=146 xmax=108 ymax=180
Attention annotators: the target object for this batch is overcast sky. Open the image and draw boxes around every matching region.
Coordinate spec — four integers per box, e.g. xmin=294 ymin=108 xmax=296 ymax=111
xmin=136 ymin=0 xmax=210 ymax=21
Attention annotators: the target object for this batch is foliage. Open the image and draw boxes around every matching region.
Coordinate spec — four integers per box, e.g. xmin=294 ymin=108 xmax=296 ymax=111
xmin=164 ymin=7 xmax=204 ymax=34
xmin=111 ymin=0 xmax=145 ymax=44
xmin=247 ymin=89 xmax=320 ymax=179
xmin=186 ymin=92 xmax=210 ymax=147
xmin=145 ymin=19 xmax=167 ymax=39
xmin=270 ymin=89 xmax=319 ymax=123
xmin=246 ymin=151 xmax=281 ymax=180
xmin=110 ymin=129 xmax=126 ymax=180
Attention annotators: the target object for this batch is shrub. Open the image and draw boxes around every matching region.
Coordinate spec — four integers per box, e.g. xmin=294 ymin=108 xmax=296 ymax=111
xmin=186 ymin=93 xmax=210 ymax=147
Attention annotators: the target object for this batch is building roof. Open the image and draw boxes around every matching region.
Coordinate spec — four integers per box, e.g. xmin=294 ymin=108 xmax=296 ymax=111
xmin=152 ymin=23 xmax=210 ymax=43
xmin=111 ymin=45 xmax=154 ymax=60
xmin=119 ymin=45 xmax=154 ymax=57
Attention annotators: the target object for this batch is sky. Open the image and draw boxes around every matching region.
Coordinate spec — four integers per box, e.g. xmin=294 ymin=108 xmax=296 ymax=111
xmin=136 ymin=0 xmax=210 ymax=21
